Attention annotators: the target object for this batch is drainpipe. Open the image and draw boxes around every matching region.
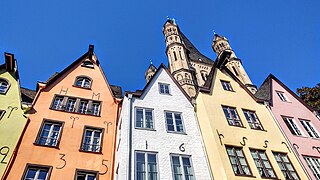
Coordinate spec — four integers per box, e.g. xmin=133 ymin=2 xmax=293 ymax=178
xmin=127 ymin=94 xmax=133 ymax=180
xmin=265 ymin=104 xmax=311 ymax=180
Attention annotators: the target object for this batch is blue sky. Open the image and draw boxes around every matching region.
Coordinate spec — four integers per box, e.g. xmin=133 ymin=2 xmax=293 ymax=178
xmin=0 ymin=0 xmax=319 ymax=93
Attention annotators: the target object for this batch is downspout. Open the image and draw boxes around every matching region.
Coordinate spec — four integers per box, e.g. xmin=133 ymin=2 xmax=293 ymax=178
xmin=266 ymin=104 xmax=311 ymax=180
xmin=127 ymin=94 xmax=133 ymax=180
xmin=193 ymin=100 xmax=214 ymax=180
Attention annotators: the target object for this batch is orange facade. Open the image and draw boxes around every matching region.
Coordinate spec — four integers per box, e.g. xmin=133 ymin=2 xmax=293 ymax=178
xmin=4 ymin=46 xmax=121 ymax=180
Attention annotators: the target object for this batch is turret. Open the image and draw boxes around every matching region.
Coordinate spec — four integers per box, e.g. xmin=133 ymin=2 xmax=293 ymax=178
xmin=162 ymin=18 xmax=197 ymax=97
xmin=212 ymin=33 xmax=257 ymax=94
xmin=145 ymin=63 xmax=157 ymax=83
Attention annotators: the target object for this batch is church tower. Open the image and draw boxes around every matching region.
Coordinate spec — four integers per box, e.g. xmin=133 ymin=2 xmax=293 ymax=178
xmin=162 ymin=19 xmax=197 ymax=97
xmin=145 ymin=63 xmax=157 ymax=83
xmin=212 ymin=33 xmax=257 ymax=93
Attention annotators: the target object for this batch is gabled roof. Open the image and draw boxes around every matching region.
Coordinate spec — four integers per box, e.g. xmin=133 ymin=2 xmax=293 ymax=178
xmin=179 ymin=32 xmax=214 ymax=65
xmin=199 ymin=51 xmax=264 ymax=103
xmin=125 ymin=63 xmax=192 ymax=103
xmin=21 ymin=87 xmax=36 ymax=104
xmin=255 ymin=74 xmax=316 ymax=112
xmin=36 ymin=45 xmax=122 ymax=99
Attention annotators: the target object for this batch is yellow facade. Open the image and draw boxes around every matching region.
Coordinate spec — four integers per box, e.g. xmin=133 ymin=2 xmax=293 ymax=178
xmin=195 ymin=67 xmax=308 ymax=179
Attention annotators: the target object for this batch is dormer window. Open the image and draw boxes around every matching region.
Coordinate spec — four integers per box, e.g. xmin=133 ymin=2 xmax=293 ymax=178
xmin=81 ymin=60 xmax=94 ymax=68
xmin=276 ymin=91 xmax=289 ymax=102
xmin=0 ymin=78 xmax=9 ymax=94
xmin=75 ymin=76 xmax=92 ymax=89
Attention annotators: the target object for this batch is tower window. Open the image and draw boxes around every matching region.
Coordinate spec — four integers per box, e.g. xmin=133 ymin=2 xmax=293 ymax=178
xmin=232 ymin=66 xmax=239 ymax=76
xmin=179 ymin=51 xmax=183 ymax=60
xmin=173 ymin=51 xmax=177 ymax=61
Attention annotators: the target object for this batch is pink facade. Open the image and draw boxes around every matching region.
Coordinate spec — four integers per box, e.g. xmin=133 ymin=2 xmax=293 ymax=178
xmin=262 ymin=75 xmax=320 ymax=179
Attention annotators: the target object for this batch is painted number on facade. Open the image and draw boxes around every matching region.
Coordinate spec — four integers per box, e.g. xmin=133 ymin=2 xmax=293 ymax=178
xmin=99 ymin=159 xmax=108 ymax=175
xmin=179 ymin=143 xmax=185 ymax=152
xmin=56 ymin=153 xmax=66 ymax=169
xmin=0 ymin=146 xmax=9 ymax=164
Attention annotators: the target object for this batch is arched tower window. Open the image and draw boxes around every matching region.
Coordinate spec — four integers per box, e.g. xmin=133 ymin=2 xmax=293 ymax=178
xmin=0 ymin=78 xmax=10 ymax=94
xmin=82 ymin=60 xmax=94 ymax=68
xmin=173 ymin=51 xmax=177 ymax=61
xmin=75 ymin=76 xmax=92 ymax=89
xmin=201 ymin=71 xmax=207 ymax=81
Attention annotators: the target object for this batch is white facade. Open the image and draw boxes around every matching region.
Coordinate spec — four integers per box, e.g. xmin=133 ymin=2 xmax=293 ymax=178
xmin=114 ymin=66 xmax=212 ymax=180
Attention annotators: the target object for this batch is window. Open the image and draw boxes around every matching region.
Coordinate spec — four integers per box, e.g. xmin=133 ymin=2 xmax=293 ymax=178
xmin=171 ymin=155 xmax=194 ymax=180
xmin=282 ymin=116 xmax=302 ymax=136
xmin=250 ymin=149 xmax=276 ymax=178
xmin=78 ymin=100 xmax=89 ymax=114
xmin=226 ymin=146 xmax=252 ymax=176
xmin=276 ymin=91 xmax=289 ymax=102
xmin=221 ymin=80 xmax=233 ymax=91
xmin=75 ymin=76 xmax=92 ymax=89
xmin=0 ymin=110 xmax=5 ymax=120
xmin=159 ymin=83 xmax=170 ymax=95
xmin=243 ymin=110 xmax=263 ymax=130
xmin=75 ymin=170 xmax=98 ymax=180
xmin=222 ymin=106 xmax=243 ymax=127
xmin=273 ymin=152 xmax=299 ymax=179
xmin=92 ymin=102 xmax=101 ymax=116
xmin=51 ymin=95 xmax=101 ymax=116
xmin=81 ymin=60 xmax=94 ymax=68
xmin=136 ymin=151 xmax=158 ymax=180
xmin=81 ymin=127 xmax=103 ymax=153
xmin=52 ymin=96 xmax=64 ymax=110
xmin=165 ymin=112 xmax=184 ymax=133
xmin=23 ymin=164 xmax=51 ymax=180
xmin=36 ymin=120 xmax=63 ymax=147
xmin=300 ymin=120 xmax=319 ymax=138
xmin=0 ymin=79 xmax=9 ymax=94
xmin=303 ymin=156 xmax=320 ymax=179
xmin=135 ymin=108 xmax=154 ymax=129
xmin=66 ymin=98 xmax=76 ymax=112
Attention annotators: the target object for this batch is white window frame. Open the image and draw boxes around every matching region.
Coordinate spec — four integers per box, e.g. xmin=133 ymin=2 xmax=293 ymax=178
xmin=243 ymin=110 xmax=263 ymax=130
xmin=282 ymin=116 xmax=302 ymax=136
xmin=81 ymin=127 xmax=103 ymax=153
xmin=52 ymin=96 xmax=64 ymax=110
xmin=37 ymin=121 xmax=62 ymax=147
xmin=276 ymin=91 xmax=289 ymax=102
xmin=65 ymin=98 xmax=76 ymax=112
xmin=75 ymin=76 xmax=92 ymax=89
xmin=300 ymin=119 xmax=319 ymax=138
xmin=170 ymin=154 xmax=195 ymax=180
xmin=159 ymin=83 xmax=170 ymax=95
xmin=165 ymin=111 xmax=185 ymax=133
xmin=273 ymin=152 xmax=299 ymax=179
xmin=135 ymin=107 xmax=154 ymax=130
xmin=221 ymin=80 xmax=233 ymax=91
xmin=222 ymin=106 xmax=243 ymax=127
xmin=135 ymin=151 xmax=159 ymax=180
xmin=0 ymin=78 xmax=10 ymax=94
xmin=92 ymin=102 xmax=101 ymax=116
xmin=23 ymin=165 xmax=50 ymax=180
xmin=304 ymin=156 xmax=320 ymax=179
xmin=78 ymin=100 xmax=89 ymax=114
xmin=75 ymin=170 xmax=97 ymax=180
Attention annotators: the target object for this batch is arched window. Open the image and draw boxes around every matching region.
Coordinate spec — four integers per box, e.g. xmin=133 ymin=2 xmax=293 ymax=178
xmin=75 ymin=76 xmax=92 ymax=89
xmin=82 ymin=60 xmax=94 ymax=68
xmin=0 ymin=79 xmax=9 ymax=94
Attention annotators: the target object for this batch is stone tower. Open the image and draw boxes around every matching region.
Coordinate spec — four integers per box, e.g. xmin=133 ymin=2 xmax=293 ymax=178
xmin=145 ymin=63 xmax=157 ymax=83
xmin=212 ymin=33 xmax=257 ymax=93
xmin=162 ymin=19 xmax=197 ymax=97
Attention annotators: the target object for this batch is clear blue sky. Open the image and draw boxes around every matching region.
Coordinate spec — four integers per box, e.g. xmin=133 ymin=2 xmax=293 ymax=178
xmin=1 ymin=0 xmax=319 ymax=93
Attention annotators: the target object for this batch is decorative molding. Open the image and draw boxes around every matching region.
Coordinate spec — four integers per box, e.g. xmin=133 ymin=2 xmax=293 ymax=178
xmin=59 ymin=87 xmax=68 ymax=95
xmin=263 ymin=140 xmax=269 ymax=148
xmin=240 ymin=137 xmax=248 ymax=146
xmin=216 ymin=129 xmax=224 ymax=146
xmin=7 ymin=106 xmax=18 ymax=118
xmin=281 ymin=142 xmax=291 ymax=153
xmin=104 ymin=121 xmax=112 ymax=134
xmin=70 ymin=116 xmax=79 ymax=128
xmin=312 ymin=146 xmax=320 ymax=154
xmin=92 ymin=92 xmax=100 ymax=101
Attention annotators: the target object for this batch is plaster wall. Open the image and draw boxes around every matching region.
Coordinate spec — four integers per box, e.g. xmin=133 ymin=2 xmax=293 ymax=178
xmin=270 ymin=79 xmax=320 ymax=179
xmin=6 ymin=57 xmax=119 ymax=180
xmin=115 ymin=68 xmax=212 ymax=180
xmin=196 ymin=69 xmax=308 ymax=180
xmin=0 ymin=69 xmax=27 ymax=178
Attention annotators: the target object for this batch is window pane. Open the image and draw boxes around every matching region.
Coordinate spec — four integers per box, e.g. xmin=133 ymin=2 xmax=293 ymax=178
xmin=136 ymin=109 xmax=143 ymax=128
xmin=145 ymin=110 xmax=153 ymax=129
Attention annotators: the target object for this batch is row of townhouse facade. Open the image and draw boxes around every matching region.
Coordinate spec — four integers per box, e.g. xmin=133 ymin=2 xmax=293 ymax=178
xmin=0 ymin=19 xmax=319 ymax=180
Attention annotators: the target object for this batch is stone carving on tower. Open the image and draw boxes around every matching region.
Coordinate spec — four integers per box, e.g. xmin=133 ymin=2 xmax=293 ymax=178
xmin=162 ymin=18 xmax=214 ymax=97
xmin=212 ymin=33 xmax=257 ymax=93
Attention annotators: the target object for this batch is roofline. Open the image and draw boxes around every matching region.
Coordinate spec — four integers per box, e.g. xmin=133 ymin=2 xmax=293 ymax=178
xmin=267 ymin=74 xmax=316 ymax=112
xmin=125 ymin=63 xmax=193 ymax=104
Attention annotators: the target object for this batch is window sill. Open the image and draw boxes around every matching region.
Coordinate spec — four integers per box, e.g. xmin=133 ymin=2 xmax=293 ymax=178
xmin=33 ymin=143 xmax=60 ymax=149
xmin=234 ymin=174 xmax=256 ymax=178
xmin=72 ymin=85 xmax=92 ymax=90
xmin=250 ymin=128 xmax=267 ymax=132
xmin=135 ymin=127 xmax=156 ymax=131
xmin=166 ymin=131 xmax=187 ymax=135
xmin=159 ymin=93 xmax=172 ymax=96
xmin=79 ymin=149 xmax=103 ymax=155
xmin=228 ymin=124 xmax=246 ymax=129
xmin=50 ymin=108 xmax=101 ymax=117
